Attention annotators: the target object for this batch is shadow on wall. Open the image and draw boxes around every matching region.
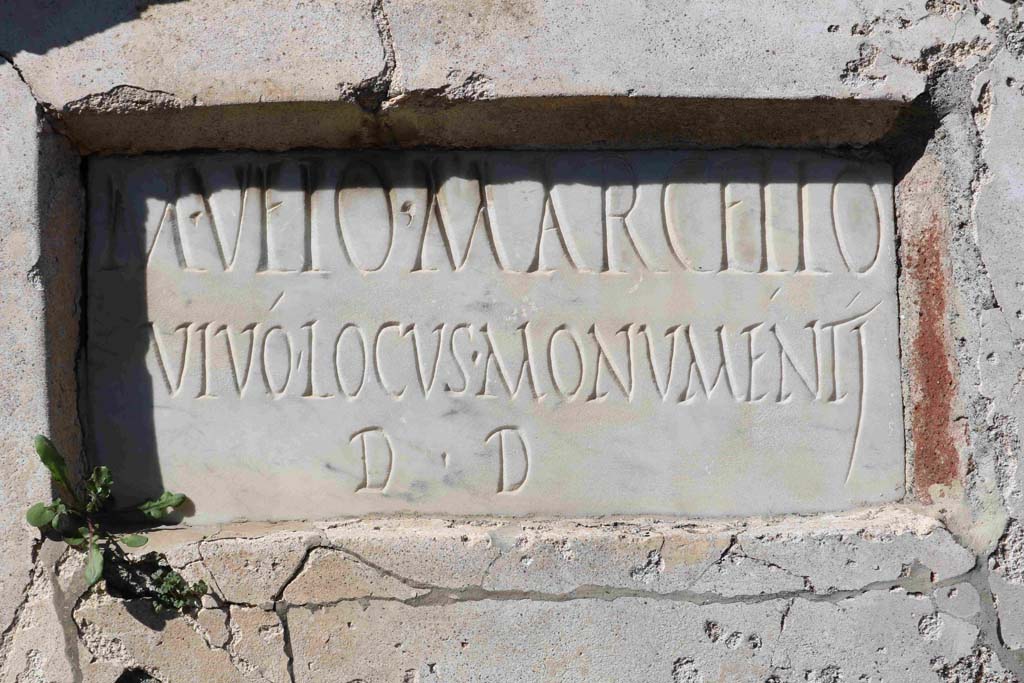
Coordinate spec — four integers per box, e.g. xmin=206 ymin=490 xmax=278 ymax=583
xmin=85 ymin=155 xmax=161 ymax=515
xmin=0 ymin=0 xmax=183 ymax=57
xmin=0 ymin=2 xmax=930 ymax=156
xmin=29 ymin=84 xmax=88 ymax=505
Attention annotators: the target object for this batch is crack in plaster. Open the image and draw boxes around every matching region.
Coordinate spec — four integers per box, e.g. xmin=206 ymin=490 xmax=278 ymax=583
xmin=337 ymin=0 xmax=396 ymax=113
xmin=275 ymin=603 xmax=296 ymax=683
xmin=179 ymin=608 xmax=279 ymax=683
xmin=195 ymin=536 xmax=229 ymax=602
xmin=225 ymin=532 xmax=974 ymax=612
xmin=51 ymin=513 xmax=1023 ymax=681
xmin=728 ymin=539 xmax=817 ymax=593
xmin=0 ymin=536 xmax=43 ymax=670
xmin=0 ymin=52 xmax=77 ymax=148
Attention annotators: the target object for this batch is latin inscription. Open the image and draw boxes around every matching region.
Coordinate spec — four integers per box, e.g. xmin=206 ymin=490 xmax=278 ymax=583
xmin=85 ymin=151 xmax=904 ymax=522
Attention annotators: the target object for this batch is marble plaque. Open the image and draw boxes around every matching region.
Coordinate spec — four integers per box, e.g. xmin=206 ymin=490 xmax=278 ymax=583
xmin=85 ymin=151 xmax=904 ymax=523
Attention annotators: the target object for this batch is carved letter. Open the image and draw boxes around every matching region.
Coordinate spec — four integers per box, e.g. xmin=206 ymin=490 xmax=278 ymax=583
xmin=547 ymin=325 xmax=586 ymax=400
xmin=831 ymin=169 xmax=882 ymax=273
xmin=195 ymin=323 xmax=215 ymax=398
xmin=476 ymin=323 xmax=546 ymax=400
xmin=337 ymin=160 xmax=396 ymax=272
xmin=588 ymin=324 xmax=635 ymax=401
xmin=406 ymin=323 xmax=446 ymax=397
xmin=602 ymin=159 xmax=650 ymax=272
xmin=741 ymin=323 xmax=770 ymax=402
xmin=301 ymin=321 xmax=334 ymax=398
xmin=679 ymin=325 xmax=740 ymax=402
xmin=444 ymin=323 xmax=474 ymax=395
xmin=416 ymin=159 xmax=507 ymax=271
xmin=662 ymin=157 xmax=723 ymax=272
xmin=334 ymin=323 xmax=368 ymax=398
xmin=638 ymin=325 xmax=683 ymax=400
xmin=261 ymin=162 xmax=309 ymax=273
xmin=149 ymin=322 xmax=192 ymax=397
xmin=350 ymin=427 xmax=394 ymax=492
xmin=530 ymin=191 xmax=582 ymax=272
xmin=216 ymin=323 xmax=259 ymax=396
xmin=373 ymin=322 xmax=407 ymax=398
xmin=486 ymin=426 xmax=530 ymax=493
xmin=260 ymin=326 xmax=293 ymax=397
xmin=771 ymin=323 xmax=819 ymax=402
xmin=146 ymin=203 xmax=189 ymax=270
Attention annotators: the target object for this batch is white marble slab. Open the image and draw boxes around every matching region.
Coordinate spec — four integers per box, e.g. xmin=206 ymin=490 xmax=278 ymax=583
xmin=85 ymin=151 xmax=904 ymax=523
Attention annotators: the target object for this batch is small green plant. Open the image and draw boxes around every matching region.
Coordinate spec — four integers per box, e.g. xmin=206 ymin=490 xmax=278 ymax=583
xmin=25 ymin=435 xmax=207 ymax=613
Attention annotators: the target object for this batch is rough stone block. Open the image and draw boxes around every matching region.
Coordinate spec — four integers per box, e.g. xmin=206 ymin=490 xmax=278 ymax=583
xmin=285 ymin=591 xmax=987 ymax=683
xmin=0 ymin=59 xmax=81 ymax=641
xmin=0 ymin=1 xmax=993 ymax=150
xmin=41 ymin=509 xmax=999 ymax=681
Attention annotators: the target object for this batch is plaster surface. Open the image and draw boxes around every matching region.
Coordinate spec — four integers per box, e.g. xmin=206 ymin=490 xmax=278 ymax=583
xmin=63 ymin=510 xmax=998 ymax=683
xmin=86 ymin=151 xmax=903 ymax=522
xmin=0 ymin=59 xmax=81 ymax=653
xmin=2 ymin=0 xmax=1024 ymax=681
xmin=0 ymin=0 xmax=993 ymax=151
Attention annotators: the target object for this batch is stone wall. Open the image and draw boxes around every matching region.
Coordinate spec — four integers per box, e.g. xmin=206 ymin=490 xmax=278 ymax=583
xmin=1 ymin=1 xmax=1024 ymax=681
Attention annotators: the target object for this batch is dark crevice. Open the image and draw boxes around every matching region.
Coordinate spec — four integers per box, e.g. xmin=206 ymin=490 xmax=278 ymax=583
xmin=75 ymin=151 xmax=91 ymax=476
xmin=272 ymin=541 xmax=323 ymax=604
xmin=0 ymin=51 xmax=79 ymax=148
xmin=276 ymin=604 xmax=296 ymax=683
xmin=339 ymin=0 xmax=396 ymax=114
xmin=875 ymin=88 xmax=941 ymax=185
xmin=115 ymin=668 xmax=162 ymax=683
xmin=271 ymin=553 xmax=977 ymax=613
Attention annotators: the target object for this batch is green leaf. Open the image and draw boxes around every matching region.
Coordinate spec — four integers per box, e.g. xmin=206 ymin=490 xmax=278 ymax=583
xmin=34 ymin=435 xmax=69 ymax=489
xmin=92 ymin=466 xmax=112 ymax=487
xmin=49 ymin=500 xmax=71 ymax=532
xmin=120 ymin=534 xmax=149 ymax=548
xmin=63 ymin=526 xmax=89 ymax=547
xmin=138 ymin=491 xmax=187 ymax=520
xmin=85 ymin=465 xmax=113 ymax=513
xmin=25 ymin=502 xmax=54 ymax=528
xmin=84 ymin=540 xmax=104 ymax=587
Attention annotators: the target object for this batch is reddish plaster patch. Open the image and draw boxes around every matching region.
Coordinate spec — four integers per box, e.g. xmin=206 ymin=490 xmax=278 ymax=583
xmin=900 ymin=160 xmax=959 ymax=503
